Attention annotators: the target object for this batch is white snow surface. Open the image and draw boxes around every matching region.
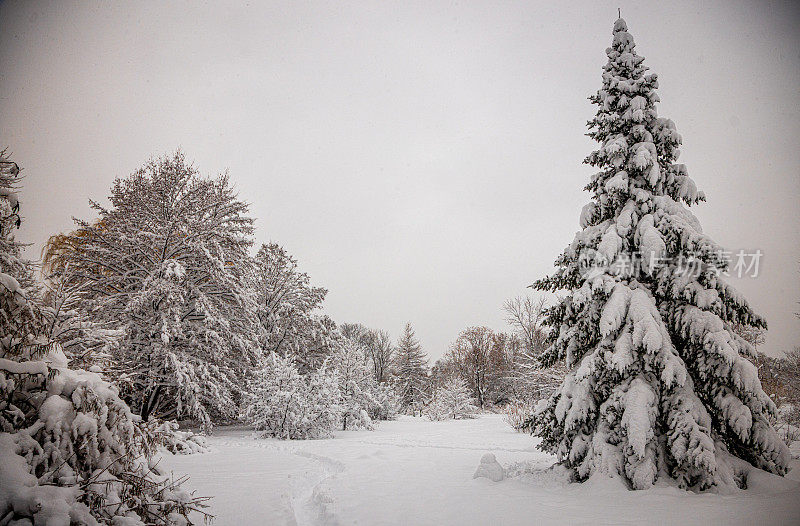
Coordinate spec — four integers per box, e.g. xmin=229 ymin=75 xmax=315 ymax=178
xmin=162 ymin=414 xmax=800 ymax=525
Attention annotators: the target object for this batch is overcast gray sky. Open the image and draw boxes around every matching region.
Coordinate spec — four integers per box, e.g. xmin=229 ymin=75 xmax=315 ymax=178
xmin=1 ymin=0 xmax=798 ymax=360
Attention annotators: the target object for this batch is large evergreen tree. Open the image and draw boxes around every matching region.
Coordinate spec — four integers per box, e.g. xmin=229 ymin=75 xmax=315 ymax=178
xmin=530 ymin=18 xmax=789 ymax=490
xmin=393 ymin=322 xmax=429 ymax=413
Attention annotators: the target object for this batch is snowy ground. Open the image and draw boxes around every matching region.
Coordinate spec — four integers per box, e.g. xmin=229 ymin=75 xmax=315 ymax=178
xmin=162 ymin=415 xmax=800 ymax=525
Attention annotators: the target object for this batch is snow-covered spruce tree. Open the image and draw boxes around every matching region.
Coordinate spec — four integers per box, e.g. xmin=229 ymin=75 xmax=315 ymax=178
xmin=529 ymin=18 xmax=789 ymax=490
xmin=0 ymin=151 xmax=206 ymax=524
xmin=252 ymin=242 xmax=342 ymax=373
xmin=244 ymin=353 xmax=340 ymax=439
xmin=393 ymin=323 xmax=429 ymax=414
xmin=425 ymin=377 xmax=478 ymax=421
xmin=44 ymin=152 xmax=258 ymax=430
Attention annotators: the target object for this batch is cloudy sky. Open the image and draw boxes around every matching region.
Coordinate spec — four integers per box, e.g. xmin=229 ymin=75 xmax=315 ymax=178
xmin=1 ymin=0 xmax=798 ymax=360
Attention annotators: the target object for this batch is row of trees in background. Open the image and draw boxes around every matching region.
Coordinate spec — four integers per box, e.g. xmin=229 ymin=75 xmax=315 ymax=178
xmin=426 ymin=297 xmax=565 ymax=415
xmin=756 ymin=349 xmax=800 ymax=439
xmin=336 ymin=297 xmax=569 ymax=420
xmin=35 ymin=150 xmax=565 ymax=439
xmin=40 ymin=152 xmax=411 ymax=438
xmin=26 ymin=150 xmax=800 ymax=437
xmin=17 ymin=150 xmax=575 ymax=439
xmin=736 ymin=323 xmax=800 ymax=440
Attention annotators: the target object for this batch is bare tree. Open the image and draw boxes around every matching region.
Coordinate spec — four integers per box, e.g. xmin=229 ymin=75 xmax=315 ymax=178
xmin=503 ymin=296 xmax=548 ymax=356
xmin=368 ymin=329 xmax=395 ymax=383
xmin=339 ymin=324 xmax=395 ymax=383
xmin=503 ymin=296 xmax=564 ymax=401
xmin=449 ymin=326 xmax=494 ymax=408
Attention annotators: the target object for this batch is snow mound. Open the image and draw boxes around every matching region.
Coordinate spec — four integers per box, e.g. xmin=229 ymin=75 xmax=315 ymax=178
xmin=473 ymin=453 xmax=505 ymax=482
xmin=744 ymin=467 xmax=800 ymax=495
xmin=505 ymin=460 xmax=573 ymax=488
xmin=790 ymin=441 xmax=800 ymax=459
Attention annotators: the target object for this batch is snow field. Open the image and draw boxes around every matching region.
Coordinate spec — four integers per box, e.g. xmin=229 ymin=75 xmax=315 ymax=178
xmin=163 ymin=415 xmax=800 ymax=525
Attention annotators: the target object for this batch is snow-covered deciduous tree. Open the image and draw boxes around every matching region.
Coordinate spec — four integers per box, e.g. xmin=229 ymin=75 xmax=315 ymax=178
xmin=252 ymin=242 xmax=341 ymax=373
xmin=393 ymin=323 xmax=429 ymax=414
xmin=332 ymin=340 xmax=375 ymax=431
xmin=425 ymin=377 xmax=478 ymax=421
xmin=0 ymin=151 xmax=205 ymax=525
xmin=503 ymin=296 xmax=563 ymax=400
xmin=331 ymin=339 xmax=399 ymax=429
xmin=244 ymin=353 xmax=341 ymax=440
xmin=504 ymin=296 xmax=549 ymax=357
xmin=368 ymin=381 xmax=401 ymax=421
xmin=340 ymin=323 xmax=395 ymax=384
xmin=529 ymin=18 xmax=789 ymax=490
xmin=367 ymin=330 xmax=395 ymax=384
xmin=40 ymin=264 xmax=120 ymax=370
xmin=44 ymin=152 xmax=258 ymax=430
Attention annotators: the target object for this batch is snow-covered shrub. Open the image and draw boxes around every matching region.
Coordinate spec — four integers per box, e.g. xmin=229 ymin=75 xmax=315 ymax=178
xmin=0 ymin=352 xmax=210 ymax=525
xmin=244 ymin=353 xmax=341 ymax=439
xmin=504 ymin=400 xmax=537 ymax=432
xmin=367 ymin=382 xmax=401 ymax=421
xmin=425 ymin=377 xmax=478 ymax=421
xmin=337 ymin=372 xmax=374 ymax=432
xmin=139 ymin=418 xmax=209 ymax=455
xmin=340 ymin=402 xmax=373 ymax=431
xmin=775 ymin=404 xmax=800 ymax=443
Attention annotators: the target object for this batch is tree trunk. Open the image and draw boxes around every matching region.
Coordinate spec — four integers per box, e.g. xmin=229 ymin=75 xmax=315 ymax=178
xmin=141 ymin=384 xmax=162 ymax=421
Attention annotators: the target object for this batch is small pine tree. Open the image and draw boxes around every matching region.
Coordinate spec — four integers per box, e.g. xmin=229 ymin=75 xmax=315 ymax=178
xmin=426 ymin=377 xmax=478 ymax=421
xmin=529 ymin=18 xmax=789 ymax=490
xmin=393 ymin=322 xmax=429 ymax=414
